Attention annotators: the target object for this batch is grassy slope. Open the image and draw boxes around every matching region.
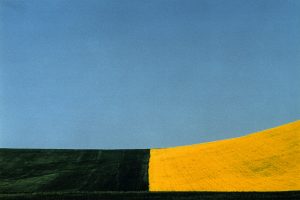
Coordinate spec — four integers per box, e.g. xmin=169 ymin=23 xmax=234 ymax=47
xmin=0 ymin=149 xmax=149 ymax=193
xmin=149 ymin=120 xmax=300 ymax=191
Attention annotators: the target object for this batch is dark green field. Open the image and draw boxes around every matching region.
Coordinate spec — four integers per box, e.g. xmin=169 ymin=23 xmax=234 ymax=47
xmin=0 ymin=149 xmax=149 ymax=193
xmin=1 ymin=149 xmax=299 ymax=199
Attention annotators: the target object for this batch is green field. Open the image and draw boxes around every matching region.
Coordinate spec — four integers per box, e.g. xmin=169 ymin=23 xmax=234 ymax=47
xmin=0 ymin=149 xmax=149 ymax=193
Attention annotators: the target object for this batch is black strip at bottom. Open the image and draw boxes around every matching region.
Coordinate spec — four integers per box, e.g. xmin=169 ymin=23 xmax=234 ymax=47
xmin=1 ymin=191 xmax=299 ymax=200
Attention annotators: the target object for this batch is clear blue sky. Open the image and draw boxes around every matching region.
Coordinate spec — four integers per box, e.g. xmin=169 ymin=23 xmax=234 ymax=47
xmin=0 ymin=0 xmax=299 ymax=149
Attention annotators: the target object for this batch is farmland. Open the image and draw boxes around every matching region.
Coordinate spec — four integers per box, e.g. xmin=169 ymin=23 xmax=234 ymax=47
xmin=0 ymin=149 xmax=149 ymax=193
xmin=149 ymin=120 xmax=300 ymax=191
xmin=0 ymin=120 xmax=299 ymax=199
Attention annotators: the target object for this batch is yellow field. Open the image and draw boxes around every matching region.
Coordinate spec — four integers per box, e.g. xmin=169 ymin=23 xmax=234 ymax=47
xmin=149 ymin=120 xmax=300 ymax=191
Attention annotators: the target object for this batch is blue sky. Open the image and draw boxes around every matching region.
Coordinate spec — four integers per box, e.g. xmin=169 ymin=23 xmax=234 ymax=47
xmin=0 ymin=0 xmax=299 ymax=149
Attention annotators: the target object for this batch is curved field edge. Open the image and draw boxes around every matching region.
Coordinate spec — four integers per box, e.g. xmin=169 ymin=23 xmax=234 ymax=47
xmin=0 ymin=149 xmax=150 ymax=193
xmin=1 ymin=191 xmax=300 ymax=200
xmin=149 ymin=120 xmax=300 ymax=191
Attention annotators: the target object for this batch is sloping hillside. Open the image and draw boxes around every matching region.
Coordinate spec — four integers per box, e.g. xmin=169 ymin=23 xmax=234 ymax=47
xmin=0 ymin=120 xmax=299 ymax=199
xmin=149 ymin=120 xmax=300 ymax=191
xmin=0 ymin=149 xmax=149 ymax=193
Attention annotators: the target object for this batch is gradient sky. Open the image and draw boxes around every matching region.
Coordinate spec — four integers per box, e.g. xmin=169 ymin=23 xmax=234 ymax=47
xmin=0 ymin=0 xmax=299 ymax=149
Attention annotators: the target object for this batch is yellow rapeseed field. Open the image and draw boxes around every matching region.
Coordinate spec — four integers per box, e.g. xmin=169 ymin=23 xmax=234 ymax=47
xmin=149 ymin=120 xmax=300 ymax=191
